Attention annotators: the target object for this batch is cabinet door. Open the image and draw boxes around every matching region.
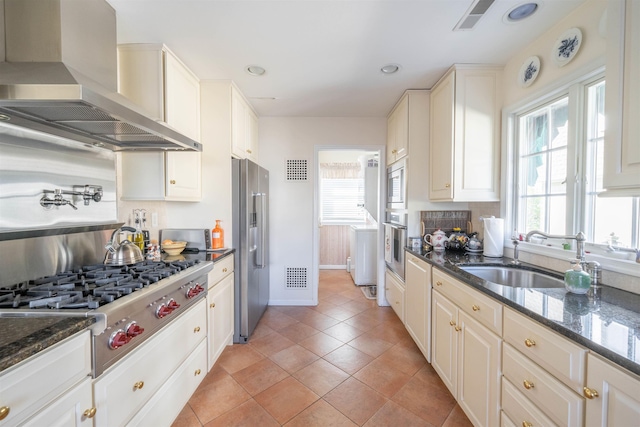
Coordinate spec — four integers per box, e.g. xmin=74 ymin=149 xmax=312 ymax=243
xmin=429 ymin=71 xmax=455 ymax=200
xmin=231 ymin=88 xmax=248 ymax=159
xmin=164 ymin=50 xmax=200 ymax=142
xmin=246 ymin=108 xmax=259 ymax=162
xmin=394 ymin=96 xmax=409 ymax=161
xmin=604 ymin=0 xmax=640 ymax=194
xmin=22 ymin=377 xmax=94 ymax=427
xmin=384 ymin=270 xmax=404 ymax=322
xmin=386 ymin=112 xmax=397 ymax=165
xmin=585 ymin=353 xmax=640 ymax=426
xmin=457 ymin=310 xmax=501 ymax=427
xmin=404 ymin=254 xmax=431 ymax=361
xmin=165 ymin=152 xmax=202 ymax=201
xmin=431 ymin=290 xmax=458 ymax=397
xmin=208 ymin=273 xmax=235 ymax=371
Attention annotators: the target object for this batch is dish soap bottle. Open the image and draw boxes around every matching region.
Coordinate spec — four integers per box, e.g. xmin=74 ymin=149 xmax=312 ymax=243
xmin=212 ymin=220 xmax=224 ymax=249
xmin=564 ymin=262 xmax=591 ymax=294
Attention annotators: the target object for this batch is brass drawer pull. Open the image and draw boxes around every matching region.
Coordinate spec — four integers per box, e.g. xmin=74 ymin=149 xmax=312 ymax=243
xmin=83 ymin=407 xmax=97 ymax=418
xmin=436 ymin=281 xmax=443 ymax=286
xmin=222 ymin=267 xmax=228 ymax=273
xmin=210 ymin=302 xmax=216 ymax=308
xmin=449 ymin=320 xmax=456 ymax=326
xmin=583 ymin=387 xmax=599 ymax=399
xmin=522 ymin=422 xmax=533 ymax=427
xmin=0 ymin=406 xmax=10 ymax=421
xmin=170 ymin=180 xmax=176 ymax=185
xmin=194 ymin=369 xmax=202 ymax=376
xmin=133 ymin=381 xmax=144 ymax=390
xmin=472 ymin=305 xmax=480 ymax=311
xmin=524 ymin=338 xmax=536 ymax=347
xmin=523 ymin=380 xmax=535 ymax=390
xmin=194 ymin=326 xmax=201 ymax=333
xmin=454 ymin=326 xmax=461 ymax=332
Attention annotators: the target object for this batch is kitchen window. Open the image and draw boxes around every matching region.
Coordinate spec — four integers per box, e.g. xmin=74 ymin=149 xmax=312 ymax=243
xmin=512 ymin=74 xmax=639 ymax=260
xmin=319 ymin=162 xmax=366 ymax=224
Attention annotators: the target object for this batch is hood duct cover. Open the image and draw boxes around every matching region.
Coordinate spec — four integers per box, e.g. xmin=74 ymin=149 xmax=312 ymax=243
xmin=0 ymin=0 xmax=202 ymax=152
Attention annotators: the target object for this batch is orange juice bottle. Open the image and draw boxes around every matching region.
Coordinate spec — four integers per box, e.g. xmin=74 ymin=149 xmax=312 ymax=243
xmin=212 ymin=220 xmax=224 ymax=249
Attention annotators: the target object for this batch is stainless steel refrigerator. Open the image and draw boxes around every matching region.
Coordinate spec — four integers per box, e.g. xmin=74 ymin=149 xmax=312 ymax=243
xmin=232 ymin=158 xmax=270 ymax=343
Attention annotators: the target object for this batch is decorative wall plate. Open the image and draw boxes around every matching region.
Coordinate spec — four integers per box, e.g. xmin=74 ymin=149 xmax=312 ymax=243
xmin=518 ymin=56 xmax=541 ymax=88
xmin=552 ymin=27 xmax=582 ymax=67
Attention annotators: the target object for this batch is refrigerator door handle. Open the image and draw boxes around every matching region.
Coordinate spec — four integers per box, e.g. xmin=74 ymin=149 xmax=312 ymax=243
xmin=256 ymin=192 xmax=266 ymax=268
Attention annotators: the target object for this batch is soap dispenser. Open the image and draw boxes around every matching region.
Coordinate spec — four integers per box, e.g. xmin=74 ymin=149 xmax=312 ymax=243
xmin=564 ymin=261 xmax=591 ymax=294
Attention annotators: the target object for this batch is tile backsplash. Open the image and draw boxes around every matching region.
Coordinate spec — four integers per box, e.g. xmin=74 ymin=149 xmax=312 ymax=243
xmin=420 ymin=210 xmax=472 ymax=237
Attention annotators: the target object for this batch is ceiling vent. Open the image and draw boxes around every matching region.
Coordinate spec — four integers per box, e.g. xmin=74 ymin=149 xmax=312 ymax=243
xmin=454 ymin=0 xmax=496 ymax=31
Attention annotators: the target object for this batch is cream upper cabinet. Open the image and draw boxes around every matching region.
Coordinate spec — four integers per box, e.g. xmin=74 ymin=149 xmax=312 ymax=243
xmin=429 ymin=65 xmax=502 ymax=202
xmin=118 ymin=44 xmax=202 ymax=201
xmin=231 ymin=86 xmax=259 ymax=163
xmin=584 ymin=353 xmax=640 ymax=427
xmin=386 ymin=94 xmax=409 ymax=165
xmin=404 ymin=253 xmax=431 ymax=362
xmin=604 ymin=0 xmax=640 ymax=195
xmin=431 ymin=270 xmax=501 ymax=427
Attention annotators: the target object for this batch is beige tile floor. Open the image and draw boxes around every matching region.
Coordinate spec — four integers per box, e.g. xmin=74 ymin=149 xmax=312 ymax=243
xmin=172 ymin=270 xmax=472 ymax=427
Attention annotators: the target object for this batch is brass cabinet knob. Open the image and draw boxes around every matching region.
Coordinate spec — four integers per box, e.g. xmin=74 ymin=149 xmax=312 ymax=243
xmin=523 ymin=380 xmax=535 ymax=390
xmin=170 ymin=180 xmax=176 ymax=185
xmin=454 ymin=326 xmax=461 ymax=332
xmin=522 ymin=422 xmax=533 ymax=427
xmin=445 ymin=183 xmax=451 ymax=188
xmin=436 ymin=281 xmax=443 ymax=286
xmin=194 ymin=369 xmax=202 ymax=376
xmin=449 ymin=320 xmax=456 ymax=326
xmin=385 ymin=287 xmax=389 ymax=291
xmin=194 ymin=326 xmax=201 ymax=333
xmin=83 ymin=407 xmax=97 ymax=418
xmin=222 ymin=268 xmax=228 ymax=273
xmin=472 ymin=305 xmax=480 ymax=311
xmin=133 ymin=381 xmax=144 ymax=390
xmin=583 ymin=387 xmax=599 ymax=399
xmin=0 ymin=406 xmax=10 ymax=420
xmin=210 ymin=303 xmax=216 ymax=308
xmin=524 ymin=338 xmax=536 ymax=347
xmin=392 ymin=149 xmax=397 ymax=154
xmin=247 ymin=149 xmax=252 ymax=154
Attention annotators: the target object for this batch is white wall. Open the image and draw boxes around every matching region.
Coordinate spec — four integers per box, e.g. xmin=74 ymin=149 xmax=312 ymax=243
xmin=259 ymin=117 xmax=386 ymax=305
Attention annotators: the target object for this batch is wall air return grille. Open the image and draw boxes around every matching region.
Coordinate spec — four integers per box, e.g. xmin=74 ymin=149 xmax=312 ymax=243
xmin=454 ymin=0 xmax=496 ymax=30
xmin=285 ymin=267 xmax=308 ymax=289
xmin=286 ymin=159 xmax=308 ymax=181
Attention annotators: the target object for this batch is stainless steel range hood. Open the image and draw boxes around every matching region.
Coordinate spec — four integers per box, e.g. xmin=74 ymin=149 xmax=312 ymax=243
xmin=0 ymin=0 xmax=202 ymax=152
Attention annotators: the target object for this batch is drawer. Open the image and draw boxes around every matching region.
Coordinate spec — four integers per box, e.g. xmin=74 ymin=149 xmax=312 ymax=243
xmin=502 ymin=377 xmax=558 ymax=427
xmin=0 ymin=331 xmax=91 ymax=426
xmin=503 ymin=307 xmax=586 ymax=393
xmin=208 ymin=254 xmax=234 ymax=289
xmin=93 ymin=300 xmax=206 ymax=427
xmin=433 ymin=269 xmax=502 ymax=335
xmin=500 ymin=410 xmax=517 ymax=427
xmin=503 ymin=343 xmax=584 ymax=426
xmin=127 ymin=340 xmax=207 ymax=426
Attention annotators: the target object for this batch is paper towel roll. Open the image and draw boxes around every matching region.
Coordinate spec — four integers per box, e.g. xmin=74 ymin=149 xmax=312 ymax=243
xmin=483 ymin=217 xmax=504 ymax=257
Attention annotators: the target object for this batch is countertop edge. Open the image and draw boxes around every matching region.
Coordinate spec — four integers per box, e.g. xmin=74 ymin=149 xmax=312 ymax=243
xmin=405 ymin=247 xmax=640 ymax=378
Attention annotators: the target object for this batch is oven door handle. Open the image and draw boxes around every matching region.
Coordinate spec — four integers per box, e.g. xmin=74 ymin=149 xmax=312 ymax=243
xmin=382 ymin=222 xmax=407 ymax=230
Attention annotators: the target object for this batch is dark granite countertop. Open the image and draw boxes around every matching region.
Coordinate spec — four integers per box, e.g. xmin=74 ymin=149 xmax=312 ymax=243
xmin=406 ymin=247 xmax=640 ymax=377
xmin=0 ymin=250 xmax=234 ymax=374
xmin=0 ymin=315 xmax=95 ymax=373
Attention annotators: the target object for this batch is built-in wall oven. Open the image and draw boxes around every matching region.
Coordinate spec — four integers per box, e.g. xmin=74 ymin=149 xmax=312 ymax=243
xmin=384 ymin=212 xmax=407 ymax=280
xmin=386 ymin=158 xmax=407 ymax=210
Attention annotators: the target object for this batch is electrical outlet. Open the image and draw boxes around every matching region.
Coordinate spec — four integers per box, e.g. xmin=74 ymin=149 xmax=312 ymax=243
xmin=151 ymin=212 xmax=158 ymax=227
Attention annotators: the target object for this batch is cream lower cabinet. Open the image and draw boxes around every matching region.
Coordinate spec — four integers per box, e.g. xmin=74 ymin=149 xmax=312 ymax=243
xmin=93 ymin=300 xmax=207 ymax=427
xmin=385 ymin=270 xmax=405 ymax=322
xmin=431 ymin=269 xmax=502 ymax=427
xmin=207 ymin=255 xmax=235 ymax=371
xmin=584 ymin=353 xmax=640 ymax=426
xmin=404 ymin=253 xmax=431 ymax=362
xmin=0 ymin=331 xmax=93 ymax=426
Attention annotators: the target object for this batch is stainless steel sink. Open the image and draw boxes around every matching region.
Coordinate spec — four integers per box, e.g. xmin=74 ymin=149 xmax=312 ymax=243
xmin=458 ymin=266 xmax=565 ymax=288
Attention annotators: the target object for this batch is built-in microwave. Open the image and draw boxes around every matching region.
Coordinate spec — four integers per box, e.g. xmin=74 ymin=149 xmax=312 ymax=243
xmin=386 ymin=158 xmax=406 ymax=210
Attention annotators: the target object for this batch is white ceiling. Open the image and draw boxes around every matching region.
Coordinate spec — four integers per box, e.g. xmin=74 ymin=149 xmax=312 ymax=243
xmin=106 ymin=0 xmax=586 ymax=117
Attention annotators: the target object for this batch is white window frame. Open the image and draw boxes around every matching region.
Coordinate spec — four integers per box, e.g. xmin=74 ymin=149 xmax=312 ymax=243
xmin=502 ymin=64 xmax=639 ymax=277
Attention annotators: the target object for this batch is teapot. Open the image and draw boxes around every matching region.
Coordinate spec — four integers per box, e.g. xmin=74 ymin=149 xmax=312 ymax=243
xmin=424 ymin=229 xmax=449 ymax=251
xmin=104 ymin=226 xmax=144 ymax=266
xmin=466 ymin=232 xmax=483 ymax=253
xmin=445 ymin=228 xmax=468 ymax=251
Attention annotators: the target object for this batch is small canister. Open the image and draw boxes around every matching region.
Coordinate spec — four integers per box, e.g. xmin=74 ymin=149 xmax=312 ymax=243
xmin=409 ymin=236 xmax=422 ymax=251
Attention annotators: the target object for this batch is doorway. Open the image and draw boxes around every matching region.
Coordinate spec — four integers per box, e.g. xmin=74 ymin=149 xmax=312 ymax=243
xmin=312 ymin=146 xmax=385 ymax=306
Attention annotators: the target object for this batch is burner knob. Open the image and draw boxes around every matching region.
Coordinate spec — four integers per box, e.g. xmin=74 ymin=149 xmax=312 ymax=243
xmin=186 ymin=286 xmax=200 ymax=299
xmin=167 ymin=299 xmax=180 ymax=310
xmin=156 ymin=304 xmax=172 ymax=319
xmin=126 ymin=322 xmax=144 ymax=338
xmin=109 ymin=329 xmax=130 ymax=349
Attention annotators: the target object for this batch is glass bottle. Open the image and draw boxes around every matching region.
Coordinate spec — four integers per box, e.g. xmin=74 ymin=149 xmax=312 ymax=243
xmin=212 ymin=220 xmax=224 ymax=249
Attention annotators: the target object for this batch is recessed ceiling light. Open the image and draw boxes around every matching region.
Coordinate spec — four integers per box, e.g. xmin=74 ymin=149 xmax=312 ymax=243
xmin=506 ymin=3 xmax=538 ymax=21
xmin=246 ymin=65 xmax=266 ymax=76
xmin=381 ymin=64 xmax=400 ymax=74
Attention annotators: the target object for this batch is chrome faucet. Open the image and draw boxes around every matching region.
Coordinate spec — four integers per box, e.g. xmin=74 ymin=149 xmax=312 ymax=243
xmin=525 ymin=230 xmax=586 ymax=265
xmin=511 ymin=239 xmax=520 ymax=265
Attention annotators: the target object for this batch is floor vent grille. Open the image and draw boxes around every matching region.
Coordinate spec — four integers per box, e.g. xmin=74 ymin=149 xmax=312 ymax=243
xmin=286 ymin=159 xmax=308 ymax=181
xmin=454 ymin=0 xmax=496 ymax=30
xmin=285 ymin=267 xmax=308 ymax=288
